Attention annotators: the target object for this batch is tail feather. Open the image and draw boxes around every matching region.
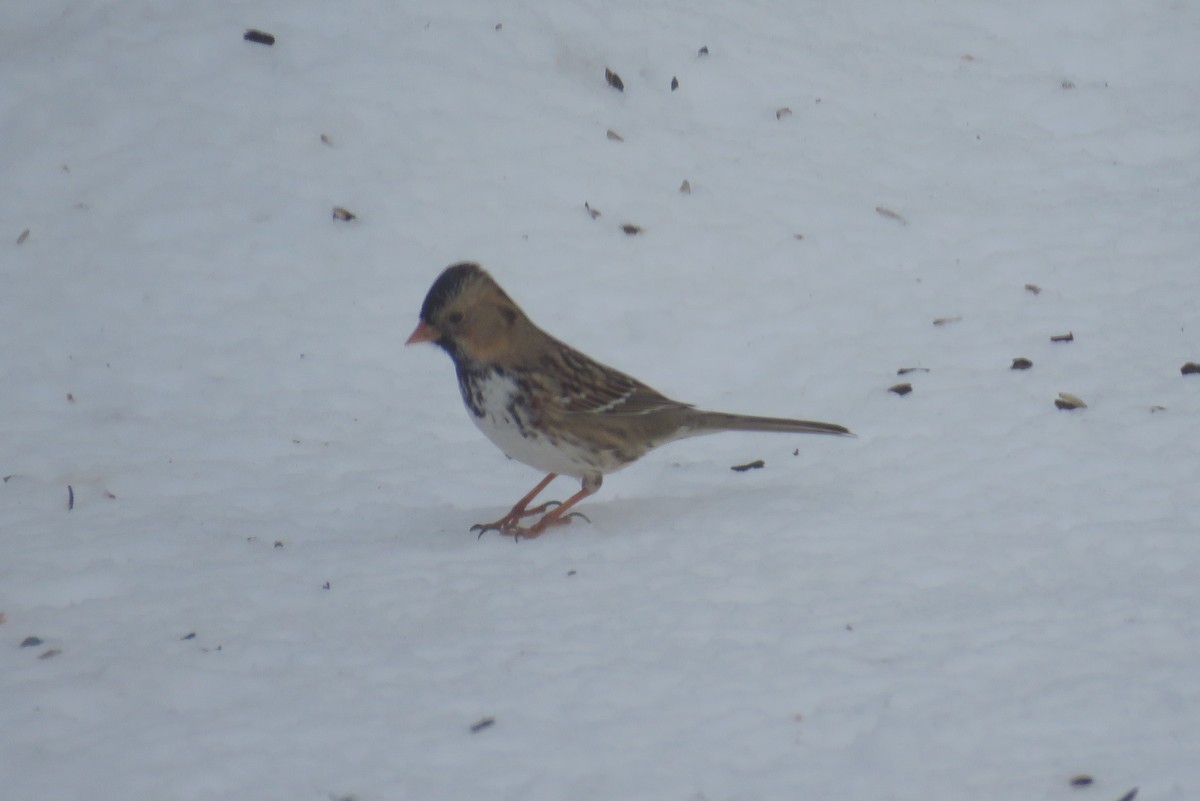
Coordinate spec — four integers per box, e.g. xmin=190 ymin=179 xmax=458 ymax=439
xmin=689 ymin=410 xmax=854 ymax=437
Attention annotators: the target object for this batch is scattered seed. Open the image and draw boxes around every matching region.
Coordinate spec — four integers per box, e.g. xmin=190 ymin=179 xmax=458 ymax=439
xmin=679 ymin=179 xmax=691 ymax=194
xmin=495 ymin=23 xmax=502 ymax=31
xmin=793 ymin=233 xmax=804 ymax=240
xmin=605 ymin=68 xmax=624 ymax=92
xmin=1025 ymin=283 xmax=1042 ymax=295
xmin=103 ymin=490 xmax=116 ymax=499
xmin=1181 ymin=361 xmax=1200 ymax=375
xmin=243 ymin=29 xmax=275 ymax=46
xmin=889 ymin=383 xmax=913 ymax=396
xmin=932 ymin=316 xmax=962 ymax=326
xmin=671 ymin=76 xmax=679 ymax=91
xmin=67 ymin=485 xmax=74 ymax=511
xmin=1055 ymin=392 xmax=1087 ymax=410
xmin=584 ymin=202 xmax=601 ymax=219
xmin=698 ymin=45 xmax=709 ymax=56
xmin=273 ymin=540 xmax=284 ymax=548
xmin=181 ymin=632 xmax=196 ymax=640
xmin=1115 ymin=790 xmax=1138 ymax=801
xmin=1150 ymin=405 xmax=1167 ymax=413
xmin=731 ymin=460 xmax=765 ymax=472
xmin=469 ymin=717 xmax=495 ymax=733
xmin=897 ymin=367 xmax=930 ymax=375
xmin=39 ymin=648 xmax=62 ymax=660
xmin=621 ymin=224 xmax=642 ymax=236
xmin=1051 ymin=332 xmax=1074 ymax=343
xmin=16 ymin=228 xmax=30 ymax=245
xmin=67 ymin=393 xmax=75 ymax=403
xmin=567 ymin=569 xmax=577 ymax=577
xmin=606 ymin=129 xmax=624 ymax=142
xmin=875 ymin=206 xmax=907 ymax=225
xmin=21 ymin=636 xmax=43 ymax=648
xmin=1011 ymin=357 xmax=1033 ymax=370
xmin=320 ymin=133 xmax=332 ymax=146
xmin=332 ymin=206 xmax=357 ymax=221
xmin=776 ymin=107 xmax=793 ymax=120
xmin=322 ymin=581 xmax=331 ymax=590
xmin=1062 ymin=79 xmax=1076 ymax=89
xmin=1070 ymin=776 xmax=1094 ymax=787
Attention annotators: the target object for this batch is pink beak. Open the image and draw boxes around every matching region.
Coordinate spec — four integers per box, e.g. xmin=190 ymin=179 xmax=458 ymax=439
xmin=405 ymin=321 xmax=438 ymax=346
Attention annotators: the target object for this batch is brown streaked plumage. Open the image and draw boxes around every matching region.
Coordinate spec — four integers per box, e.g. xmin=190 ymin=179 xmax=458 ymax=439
xmin=407 ymin=262 xmax=853 ymax=538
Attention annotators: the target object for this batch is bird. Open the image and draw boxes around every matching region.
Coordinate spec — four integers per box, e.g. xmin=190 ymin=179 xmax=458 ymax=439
xmin=406 ymin=262 xmax=853 ymax=538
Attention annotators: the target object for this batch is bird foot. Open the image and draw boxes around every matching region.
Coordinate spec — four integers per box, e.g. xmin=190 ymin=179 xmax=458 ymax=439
xmin=471 ymin=510 xmax=590 ymax=540
xmin=470 ymin=500 xmax=562 ymax=538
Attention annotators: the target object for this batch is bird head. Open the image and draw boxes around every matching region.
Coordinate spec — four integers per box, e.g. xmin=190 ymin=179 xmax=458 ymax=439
xmin=406 ymin=262 xmax=524 ymax=362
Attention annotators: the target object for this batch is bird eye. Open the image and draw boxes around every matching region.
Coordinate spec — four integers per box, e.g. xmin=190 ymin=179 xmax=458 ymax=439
xmin=446 ymin=311 xmax=464 ymax=325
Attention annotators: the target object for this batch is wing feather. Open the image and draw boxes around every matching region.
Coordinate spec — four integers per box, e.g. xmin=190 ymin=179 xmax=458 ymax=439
xmin=543 ymin=342 xmax=692 ymax=416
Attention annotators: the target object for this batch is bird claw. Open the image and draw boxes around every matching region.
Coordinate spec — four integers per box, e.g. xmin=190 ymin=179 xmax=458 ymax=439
xmin=522 ymin=500 xmax=562 ymax=516
xmin=471 ymin=522 xmax=503 ymax=539
xmin=470 ymin=508 xmax=590 ymax=540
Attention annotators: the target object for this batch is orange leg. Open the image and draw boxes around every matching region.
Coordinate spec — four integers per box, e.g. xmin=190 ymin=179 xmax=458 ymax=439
xmin=470 ymin=473 xmax=559 ymax=536
xmin=472 ymin=474 xmax=602 ymax=540
xmin=515 ymin=480 xmax=599 ymax=538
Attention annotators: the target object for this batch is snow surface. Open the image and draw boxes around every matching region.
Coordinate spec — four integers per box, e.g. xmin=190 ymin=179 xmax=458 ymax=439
xmin=3 ymin=1 xmax=1199 ymax=799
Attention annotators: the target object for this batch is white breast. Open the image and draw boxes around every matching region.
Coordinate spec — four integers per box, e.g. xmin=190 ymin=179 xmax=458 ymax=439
xmin=466 ymin=371 xmax=601 ymax=479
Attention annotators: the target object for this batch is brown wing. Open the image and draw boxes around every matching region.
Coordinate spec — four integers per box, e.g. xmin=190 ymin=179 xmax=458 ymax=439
xmin=542 ymin=340 xmax=693 ymax=417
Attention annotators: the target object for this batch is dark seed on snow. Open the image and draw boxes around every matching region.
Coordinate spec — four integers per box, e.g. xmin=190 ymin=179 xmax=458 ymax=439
xmin=243 ymin=29 xmax=275 ymax=46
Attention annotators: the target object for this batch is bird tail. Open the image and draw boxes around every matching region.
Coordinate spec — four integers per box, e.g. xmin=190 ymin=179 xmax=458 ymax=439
xmin=688 ymin=410 xmax=854 ymax=437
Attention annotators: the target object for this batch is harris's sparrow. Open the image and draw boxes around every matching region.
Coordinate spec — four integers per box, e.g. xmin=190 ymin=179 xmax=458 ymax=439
xmin=406 ymin=262 xmax=853 ymax=538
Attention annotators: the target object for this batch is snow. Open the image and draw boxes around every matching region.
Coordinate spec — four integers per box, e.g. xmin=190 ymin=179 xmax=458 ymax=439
xmin=3 ymin=1 xmax=1199 ymax=799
